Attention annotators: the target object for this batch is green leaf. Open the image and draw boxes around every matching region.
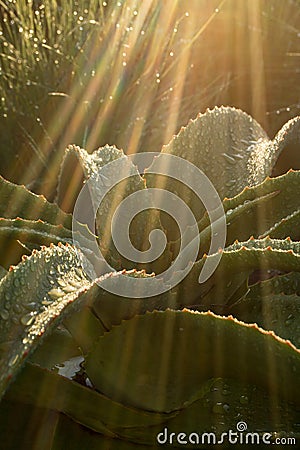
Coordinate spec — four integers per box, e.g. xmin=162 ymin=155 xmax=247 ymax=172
xmin=0 ymin=176 xmax=71 ymax=227
xmin=84 ymin=309 xmax=300 ymax=413
xmin=6 ymin=363 xmax=177 ymax=433
xmin=114 ymin=377 xmax=300 ymax=446
xmin=174 ymin=237 xmax=300 ymax=308
xmin=57 ymin=144 xmax=166 ymax=272
xmin=56 ymin=144 xmax=125 ymax=212
xmin=144 ymin=106 xmax=300 ymax=242
xmin=28 ymin=326 xmax=81 ymax=370
xmin=222 ymin=169 xmax=300 ymax=217
xmin=0 ymin=241 xmax=181 ymax=398
xmin=4 ymin=373 xmax=300 ymax=448
xmin=231 ymin=273 xmax=300 ymax=348
xmin=63 ymin=305 xmax=107 ymax=355
xmin=238 ymin=272 xmax=300 ymax=299
xmin=146 ymin=106 xmax=270 ymax=201
xmin=197 ymin=170 xmax=300 ymax=257
xmin=260 ymin=209 xmax=300 ymax=240
xmin=232 ymin=292 xmax=300 ymax=348
xmin=0 ymin=217 xmax=73 ymax=245
xmin=0 ymin=398 xmax=62 ymax=450
xmin=0 ymin=243 xmax=90 ymax=398
xmin=52 ymin=413 xmax=149 ymax=450
xmin=144 ymin=111 xmax=299 ymax=244
xmin=0 ymin=217 xmax=96 ymax=256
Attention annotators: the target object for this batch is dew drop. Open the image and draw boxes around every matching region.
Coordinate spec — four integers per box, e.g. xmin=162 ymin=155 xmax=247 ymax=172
xmin=67 ymin=279 xmax=82 ymax=288
xmin=57 ymin=278 xmax=67 ymax=287
xmin=285 ymin=317 xmax=294 ymax=326
xmin=13 ymin=278 xmax=20 ymax=288
xmin=8 ymin=354 xmax=19 ymax=367
xmin=13 ymin=304 xmax=22 ymax=314
xmin=225 ymin=180 xmax=236 ymax=187
xmin=222 ymin=388 xmax=231 ymax=395
xmin=0 ymin=310 xmax=9 ymax=320
xmin=62 ymin=285 xmax=77 ymax=293
xmin=75 ymin=267 xmax=84 ymax=278
xmin=239 ymin=395 xmax=249 ymax=405
xmin=48 ymin=288 xmax=65 ymax=299
xmin=42 ymin=298 xmax=52 ymax=306
xmin=20 ymin=313 xmax=35 ymax=326
xmin=24 ymin=302 xmax=37 ymax=311
xmin=85 ymin=377 xmax=93 ymax=388
xmin=212 ymin=402 xmax=225 ymax=414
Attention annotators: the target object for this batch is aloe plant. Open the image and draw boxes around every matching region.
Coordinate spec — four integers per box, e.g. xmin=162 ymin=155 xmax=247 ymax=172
xmin=0 ymin=106 xmax=300 ymax=448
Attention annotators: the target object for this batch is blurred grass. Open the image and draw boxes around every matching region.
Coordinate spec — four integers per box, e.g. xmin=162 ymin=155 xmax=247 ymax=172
xmin=0 ymin=0 xmax=299 ymax=198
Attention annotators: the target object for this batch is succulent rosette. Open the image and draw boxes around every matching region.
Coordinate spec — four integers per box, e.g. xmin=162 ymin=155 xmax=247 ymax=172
xmin=0 ymin=106 xmax=300 ymax=448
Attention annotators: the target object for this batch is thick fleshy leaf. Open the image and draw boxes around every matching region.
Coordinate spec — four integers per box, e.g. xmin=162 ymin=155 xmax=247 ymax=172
xmin=4 ymin=373 xmax=300 ymax=448
xmin=145 ymin=106 xmax=269 ymax=206
xmin=57 ymin=144 xmax=167 ymax=273
xmin=222 ymin=169 xmax=300 ymax=217
xmin=231 ymin=273 xmax=300 ymax=347
xmin=89 ymin=288 xmax=177 ymax=337
xmin=260 ymin=209 xmax=300 ymax=240
xmin=231 ymin=292 xmax=300 ymax=348
xmin=28 ymin=326 xmax=81 ymax=370
xmin=6 ymin=363 xmax=177 ymax=433
xmin=0 ymin=217 xmax=96 ymax=266
xmin=0 ymin=241 xmax=182 ymax=398
xmin=0 ymin=176 xmax=71 ymax=227
xmin=197 ymin=170 xmax=300 ymax=256
xmin=244 ymin=272 xmax=300 ymax=297
xmin=0 ymin=243 xmax=91 ymax=398
xmin=114 ymin=377 xmax=300 ymax=446
xmin=0 ymin=398 xmax=158 ymax=450
xmin=85 ymin=309 xmax=300 ymax=413
xmin=0 ymin=217 xmax=73 ymax=245
xmin=51 ymin=412 xmax=146 ymax=450
xmin=61 ymin=270 xmax=178 ymax=354
xmin=172 ymin=237 xmax=300 ymax=309
xmin=0 ymin=398 xmax=62 ymax=450
xmin=56 ymin=144 xmax=126 ymax=212
xmin=62 ymin=305 xmax=107 ymax=355
xmin=144 ymin=107 xmax=300 ymax=235
xmin=0 ymin=176 xmax=96 ymax=269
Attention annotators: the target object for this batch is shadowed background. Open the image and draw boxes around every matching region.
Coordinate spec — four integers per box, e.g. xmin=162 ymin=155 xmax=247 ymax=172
xmin=0 ymin=0 xmax=299 ymax=196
